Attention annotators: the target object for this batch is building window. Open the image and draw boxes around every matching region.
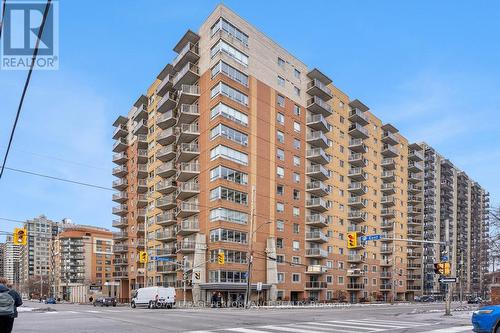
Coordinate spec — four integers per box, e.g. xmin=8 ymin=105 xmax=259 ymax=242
xmin=293 ymin=121 xmax=301 ymax=132
xmin=276 ymin=166 xmax=284 ymax=178
xmin=277 ymin=95 xmax=285 ymax=107
xmin=210 ymin=186 xmax=248 ymax=205
xmin=293 ymin=223 xmax=299 ymax=234
xmin=277 ymin=76 xmax=285 ymax=87
xmin=294 ymin=86 xmax=300 ymax=96
xmin=293 ymin=156 xmax=300 ymax=167
xmin=293 ymin=139 xmax=300 ymax=149
xmin=338 ymin=276 xmax=344 ymax=284
xmin=276 ymin=184 xmax=284 ymax=196
xmin=293 ymin=189 xmax=300 ymax=200
xmin=276 ymin=238 xmax=283 ymax=248
xmin=294 ymin=68 xmax=300 ymax=79
xmin=211 ymin=60 xmax=248 ymax=86
xmin=276 ymin=220 xmax=284 ymax=232
xmin=292 ymin=273 xmax=300 ymax=283
xmin=210 ymin=228 xmax=248 ymax=244
xmin=276 ymin=202 xmax=284 ymax=213
xmin=293 ymin=207 xmax=300 ymax=217
xmin=326 ymin=275 xmax=333 ymax=284
xmin=277 ymin=272 xmax=284 ymax=283
xmin=276 ymin=112 xmax=285 ymax=125
xmin=292 ymin=256 xmax=300 ymax=264
xmin=292 ymin=241 xmax=300 ymax=251
xmin=211 ymin=102 xmax=248 ymax=126
xmin=211 ymin=123 xmax=248 ymax=146
xmin=210 ymin=145 xmax=248 ymax=165
xmin=277 ymin=130 xmax=285 ymax=144
xmin=210 ymin=39 xmax=248 ymax=67
xmin=293 ymin=172 xmax=300 ymax=183
xmin=277 ymin=57 xmax=285 ymax=68
xmin=276 ymin=255 xmax=284 ymax=264
xmin=276 ymin=148 xmax=285 ymax=161
xmin=210 ymin=166 xmax=248 ymax=185
xmin=293 ymin=104 xmax=300 ymax=115
xmin=211 ymin=82 xmax=248 ymax=106
xmin=209 ymin=208 xmax=248 ymax=225
xmin=210 ymin=17 xmax=249 ymax=46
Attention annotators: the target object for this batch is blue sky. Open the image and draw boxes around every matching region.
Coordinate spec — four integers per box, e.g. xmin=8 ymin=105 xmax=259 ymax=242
xmin=1 ymin=0 xmax=499 ymax=239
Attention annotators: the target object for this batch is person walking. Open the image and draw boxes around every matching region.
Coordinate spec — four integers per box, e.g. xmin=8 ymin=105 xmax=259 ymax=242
xmin=0 ymin=277 xmax=23 ymax=333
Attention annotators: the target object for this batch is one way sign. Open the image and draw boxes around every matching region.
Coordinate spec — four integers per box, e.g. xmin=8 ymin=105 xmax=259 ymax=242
xmin=439 ymin=277 xmax=457 ymax=283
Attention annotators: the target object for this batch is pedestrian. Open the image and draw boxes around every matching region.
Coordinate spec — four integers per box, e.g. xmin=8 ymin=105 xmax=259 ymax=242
xmin=0 ymin=277 xmax=23 ymax=333
xmin=210 ymin=292 xmax=216 ymax=308
xmin=89 ymin=296 xmax=93 ymax=304
xmin=217 ymin=292 xmax=222 ymax=308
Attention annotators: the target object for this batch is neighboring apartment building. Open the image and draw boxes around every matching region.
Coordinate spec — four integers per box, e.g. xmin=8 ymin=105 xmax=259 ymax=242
xmin=53 ymin=225 xmax=115 ymax=302
xmin=0 ymin=243 xmax=5 ymax=279
xmin=2 ymin=235 xmax=21 ymax=286
xmin=112 ymin=4 xmax=490 ymax=303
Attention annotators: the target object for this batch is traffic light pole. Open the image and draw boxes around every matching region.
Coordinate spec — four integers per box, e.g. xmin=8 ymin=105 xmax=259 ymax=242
xmin=445 ymin=219 xmax=452 ymax=316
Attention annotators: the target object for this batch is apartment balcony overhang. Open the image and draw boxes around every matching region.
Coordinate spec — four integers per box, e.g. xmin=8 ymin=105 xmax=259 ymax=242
xmin=381 ymin=184 xmax=396 ymax=194
xmin=305 ymin=265 xmax=327 ymax=275
xmin=408 ymin=208 xmax=422 ymax=216
xmin=306 ymin=198 xmax=328 ymax=212
xmin=306 ymin=164 xmax=329 ymax=181
xmin=306 ymin=78 xmax=333 ymax=101
xmin=132 ymin=119 xmax=148 ymax=136
xmin=156 ymin=212 xmax=177 ymax=227
xmin=407 ymin=250 xmax=420 ymax=258
xmin=347 ymin=269 xmax=366 ymax=277
xmin=347 ymin=197 xmax=367 ymax=209
xmin=348 ymin=153 xmax=367 ymax=167
xmin=177 ymin=241 xmax=196 ymax=253
xmin=348 ymin=168 xmax=366 ymax=181
xmin=379 ymin=284 xmax=392 ymax=291
xmin=177 ymin=143 xmax=200 ymax=163
xmin=408 ymin=196 xmax=421 ymax=204
xmin=306 ymin=96 xmax=333 ymax=117
xmin=307 ymin=68 xmax=332 ymax=86
xmin=112 ymin=124 xmax=128 ymax=140
xmin=156 ymin=110 xmax=176 ymax=130
xmin=137 ymin=194 xmax=148 ymax=208
xmin=112 ymin=138 xmax=128 ymax=152
xmin=177 ymin=162 xmax=200 ymax=182
xmin=381 ymin=209 xmax=395 ymax=218
xmin=305 ymin=231 xmax=328 ymax=243
xmin=156 ymin=247 xmax=177 ymax=257
xmin=177 ymin=219 xmax=200 ymax=236
xmin=112 ymin=179 xmax=127 ymax=191
xmin=112 ymin=152 xmax=127 ymax=165
xmin=408 ymin=185 xmax=422 ymax=194
xmin=137 ymin=180 xmax=148 ymax=193
xmin=381 ymin=145 xmax=399 ymax=157
xmin=346 ymin=283 xmax=365 ymax=290
xmin=380 ymin=260 xmax=392 ymax=267
xmin=157 ymin=128 xmax=176 ymax=146
xmin=173 ymin=29 xmax=200 ymax=54
xmin=176 ymin=182 xmax=200 ymax=200
xmin=112 ymin=192 xmax=128 ymax=203
xmin=112 ymin=218 xmax=128 ymax=228
xmin=177 ymin=104 xmax=200 ymax=124
xmin=156 ymin=230 xmax=177 ymax=242
xmin=112 ymin=271 xmax=129 ymax=279
xmin=113 ymin=245 xmax=129 ymax=253
xmin=348 ymin=211 xmax=367 ymax=223
xmin=380 ymin=158 xmax=395 ymax=170
xmin=176 ymin=202 xmax=199 ymax=218
xmin=177 ymin=124 xmax=200 ymax=143
xmin=304 ymin=281 xmax=327 ymax=290
xmin=305 ymin=248 xmax=328 ymax=258
xmin=306 ymin=114 xmax=330 ymax=133
xmin=306 ymin=148 xmax=330 ymax=165
xmin=381 ymin=171 xmax=395 ymax=182
xmin=348 ymin=139 xmax=367 ymax=153
xmin=113 ymin=115 xmax=128 ymax=128
xmin=305 ymin=214 xmax=329 ymax=228
xmin=176 ymin=85 xmax=200 ymax=107
xmin=112 ymin=258 xmax=128 ymax=266
xmin=173 ymin=62 xmax=200 ymax=89
xmin=407 ymin=285 xmax=422 ymax=291
xmin=112 ymin=231 xmax=128 ymax=241
xmin=408 ymin=162 xmax=424 ymax=173
xmin=348 ymin=182 xmax=367 ymax=195
xmin=112 ymin=165 xmax=127 ymax=178
xmin=409 ymin=150 xmax=424 ymax=161
xmin=156 ymin=195 xmax=177 ymax=210
xmin=156 ymin=178 xmax=177 ymax=194
xmin=406 ymin=275 xmax=421 ymax=281
xmin=157 ymin=92 xmax=177 ymax=114
xmin=156 ymin=145 xmax=176 ymax=163
xmin=408 ymin=174 xmax=423 ymax=183
xmin=306 ymin=180 xmax=329 ymax=197
xmin=137 ymin=149 xmax=148 ymax=163
xmin=307 ymin=131 xmax=329 ymax=148
xmin=136 ymin=210 xmax=146 ymax=222
xmin=173 ymin=42 xmax=200 ymax=71
xmin=407 ymin=264 xmax=421 ymax=270
xmin=348 ymin=99 xmax=369 ymax=113
xmin=137 ymin=164 xmax=148 ymax=179
xmin=157 ymin=263 xmax=177 ymax=274
xmin=380 ymin=220 xmax=394 ymax=230
xmin=348 ymin=108 xmax=369 ymax=126
xmin=380 ymin=247 xmax=393 ymax=255
xmin=156 ymin=71 xmax=174 ymax=98
xmin=381 ymin=196 xmax=396 ymax=207
xmin=156 ymin=162 xmax=176 ymax=178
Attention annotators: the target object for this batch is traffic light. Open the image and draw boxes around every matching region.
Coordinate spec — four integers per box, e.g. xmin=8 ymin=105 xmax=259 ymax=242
xmin=442 ymin=262 xmax=451 ymax=276
xmin=347 ymin=232 xmax=357 ymax=249
xmin=13 ymin=228 xmax=27 ymax=245
xmin=139 ymin=251 xmax=148 ymax=263
xmin=217 ymin=251 xmax=225 ymax=265
xmin=434 ymin=263 xmax=444 ymax=275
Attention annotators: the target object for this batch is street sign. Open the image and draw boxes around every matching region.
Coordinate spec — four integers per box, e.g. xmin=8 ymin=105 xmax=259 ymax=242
xmin=150 ymin=256 xmax=174 ymax=262
xmin=439 ymin=277 xmax=457 ymax=283
xmin=256 ymin=282 xmax=263 ymax=291
xmin=442 ymin=256 xmax=448 ymax=261
xmin=361 ymin=234 xmax=381 ymax=242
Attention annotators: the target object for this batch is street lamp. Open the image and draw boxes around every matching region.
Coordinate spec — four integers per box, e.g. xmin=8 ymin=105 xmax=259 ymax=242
xmin=244 ymin=220 xmax=272 ymax=309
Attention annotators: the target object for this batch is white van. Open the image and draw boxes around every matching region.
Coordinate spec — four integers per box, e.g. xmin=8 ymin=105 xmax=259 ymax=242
xmin=131 ymin=287 xmax=176 ymax=309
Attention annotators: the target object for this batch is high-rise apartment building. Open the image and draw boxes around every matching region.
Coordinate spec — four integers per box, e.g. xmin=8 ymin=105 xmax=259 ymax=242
xmin=53 ymin=225 xmax=115 ymax=302
xmin=0 ymin=243 xmax=5 ymax=279
xmin=112 ymin=4 xmax=490 ymax=303
xmin=2 ymin=235 xmax=21 ymax=286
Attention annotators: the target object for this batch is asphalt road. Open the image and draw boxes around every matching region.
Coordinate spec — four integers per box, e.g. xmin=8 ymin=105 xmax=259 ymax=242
xmin=14 ymin=301 xmax=476 ymax=333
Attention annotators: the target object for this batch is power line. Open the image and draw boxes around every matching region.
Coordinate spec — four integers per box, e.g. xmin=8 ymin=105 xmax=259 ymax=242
xmin=0 ymin=0 xmax=5 ymax=40
xmin=4 ymin=166 xmax=114 ymax=191
xmin=0 ymin=0 xmax=52 ymax=180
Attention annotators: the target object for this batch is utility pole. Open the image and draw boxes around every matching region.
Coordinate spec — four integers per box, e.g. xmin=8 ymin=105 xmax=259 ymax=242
xmin=244 ymin=185 xmax=256 ymax=309
xmin=183 ymin=256 xmax=187 ymax=307
xmin=445 ymin=219 xmax=452 ymax=316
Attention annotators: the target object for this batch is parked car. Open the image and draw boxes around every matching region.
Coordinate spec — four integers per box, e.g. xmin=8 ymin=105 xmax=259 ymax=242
xmin=45 ymin=297 xmax=57 ymax=304
xmin=93 ymin=297 xmax=117 ymax=307
xmin=469 ymin=297 xmax=483 ymax=304
xmin=418 ymin=296 xmax=436 ymax=302
xmin=131 ymin=287 xmax=176 ymax=309
xmin=472 ymin=305 xmax=500 ymax=333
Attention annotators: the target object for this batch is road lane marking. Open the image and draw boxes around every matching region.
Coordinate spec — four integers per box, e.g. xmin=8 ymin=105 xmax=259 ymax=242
xmin=342 ymin=320 xmax=410 ymax=328
xmin=363 ymin=318 xmax=433 ymax=326
xmin=226 ymin=328 xmax=273 ymax=333
xmin=419 ymin=327 xmax=473 ymax=333
xmin=291 ymin=323 xmax=349 ymax=332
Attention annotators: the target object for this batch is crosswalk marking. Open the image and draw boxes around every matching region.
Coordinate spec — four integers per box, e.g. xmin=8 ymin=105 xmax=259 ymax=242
xmin=419 ymin=327 xmax=473 ymax=333
xmin=341 ymin=320 xmax=409 ymax=328
xmin=226 ymin=328 xmax=270 ymax=333
xmin=308 ymin=321 xmax=381 ymax=331
xmin=363 ymin=318 xmax=428 ymax=326
xmin=290 ymin=323 xmax=347 ymax=332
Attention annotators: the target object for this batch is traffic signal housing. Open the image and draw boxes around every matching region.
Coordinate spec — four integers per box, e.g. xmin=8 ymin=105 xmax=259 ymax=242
xmin=139 ymin=251 xmax=148 ymax=264
xmin=217 ymin=251 xmax=225 ymax=265
xmin=13 ymin=228 xmax=27 ymax=245
xmin=347 ymin=232 xmax=357 ymax=249
xmin=442 ymin=262 xmax=451 ymax=276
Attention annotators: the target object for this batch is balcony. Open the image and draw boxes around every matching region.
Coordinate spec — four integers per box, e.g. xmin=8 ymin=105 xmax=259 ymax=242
xmin=113 ymin=231 xmax=128 ymax=241
xmin=348 ymin=210 xmax=367 ymax=223
xmin=305 ymin=214 xmax=329 ymax=228
xmin=156 ymin=247 xmax=177 ymax=257
xmin=177 ymin=240 xmax=196 ymax=253
xmin=348 ymin=168 xmax=366 ymax=181
xmin=113 ymin=257 xmax=128 ymax=266
xmin=348 ymin=182 xmax=367 ymax=195
xmin=407 ymin=229 xmax=421 ymax=238
xmin=381 ymin=209 xmax=395 ymax=218
xmin=348 ymin=153 xmax=366 ymax=167
xmin=137 ymin=209 xmax=146 ymax=222
xmin=408 ymin=195 xmax=421 ymax=204
xmin=348 ymin=138 xmax=367 ymax=153
xmin=172 ymin=42 xmax=199 ymax=71
xmin=408 ymin=184 xmax=423 ymax=194
xmin=381 ymin=196 xmax=395 ymax=207
xmin=305 ymin=231 xmax=328 ymax=243
xmin=382 ymin=131 xmax=399 ymax=145
xmin=137 ymin=164 xmax=148 ymax=179
xmin=112 ymin=218 xmax=128 ymax=228
xmin=306 ymin=181 xmax=330 ymax=197
xmin=307 ymin=131 xmax=329 ymax=148
xmin=408 ymin=207 xmax=422 ymax=215
xmin=156 ymin=211 xmax=177 ymax=226
xmin=382 ymin=145 xmax=399 ymax=157
xmin=348 ymin=196 xmax=367 ymax=209
xmin=177 ymin=218 xmax=200 ymax=235
xmin=306 ymin=164 xmax=330 ymax=181
xmin=305 ymin=265 xmax=327 ymax=275
xmin=156 ymin=194 xmax=177 ymax=210
xmin=133 ymin=119 xmax=147 ymax=135
xmin=177 ymin=162 xmax=200 ymax=182
xmin=137 ymin=149 xmax=148 ymax=163
xmin=156 ymin=177 xmax=176 ymax=194
xmin=177 ymin=181 xmax=200 ymax=200
xmin=381 ymin=171 xmax=395 ymax=182
xmin=348 ymin=108 xmax=369 ymax=126
xmin=380 ymin=284 xmax=392 ymax=291
xmin=113 ymin=245 xmax=128 ymax=253
xmin=112 ymin=204 xmax=128 ymax=216
xmin=157 ymin=263 xmax=177 ymax=274
xmin=304 ymin=281 xmax=327 ymax=290
xmin=348 ymin=123 xmax=369 ymax=139
xmin=156 ymin=228 xmax=177 ymax=242
xmin=347 ymin=269 xmax=366 ymax=277
xmin=407 ymin=285 xmax=421 ymax=291
xmin=306 ymin=197 xmax=328 ymax=212
xmin=305 ymin=248 xmax=328 ymax=258
xmin=112 ymin=152 xmax=127 ymax=164
xmin=380 ymin=247 xmax=392 ymax=254
xmin=407 ymin=250 xmax=420 ymax=258
xmin=347 ymin=225 xmax=365 ymax=233
xmin=306 ymin=78 xmax=333 ymax=101
xmin=137 ymin=179 xmax=147 ymax=193
xmin=173 ymin=62 xmax=200 ymax=89
xmin=380 ymin=271 xmax=392 ymax=279
xmin=112 ymin=138 xmax=128 ymax=152
xmin=156 ymin=144 xmax=176 ymax=162
xmin=409 ymin=150 xmax=424 ymax=161
xmin=156 ymin=161 xmax=176 ymax=178
xmin=381 ymin=220 xmax=394 ymax=229
xmin=177 ymin=104 xmax=200 ymax=125
xmin=306 ymin=96 xmax=333 ymax=116
xmin=346 ymin=283 xmax=365 ymax=290
xmin=177 ymin=123 xmax=199 ymax=143
xmin=409 ymin=161 xmax=424 ymax=173
xmin=112 ymin=271 xmax=129 ymax=279
xmin=306 ymin=114 xmax=329 ymax=133
xmin=409 ymin=173 xmax=423 ymax=183
xmin=176 ymin=201 xmax=199 ymax=218
xmin=408 ymin=218 xmax=421 ymax=226
xmin=407 ymin=263 xmax=421 ymax=270
xmin=380 ymin=260 xmax=392 ymax=266
xmin=156 ymin=110 xmax=176 ymax=130
xmin=306 ymin=148 xmax=330 ymax=164
xmin=381 ymin=158 xmax=395 ymax=170
xmin=112 ymin=192 xmax=128 ymax=203
xmin=157 ymin=91 xmax=177 ymax=113
xmin=176 ymin=85 xmax=200 ymax=107
xmin=156 ymin=74 xmax=173 ymax=97
xmin=381 ymin=183 xmax=395 ymax=194
xmin=157 ymin=127 xmax=176 ymax=146
xmin=347 ymin=255 xmax=365 ymax=263
xmin=177 ymin=143 xmax=199 ymax=163
xmin=112 ymin=124 xmax=127 ymax=140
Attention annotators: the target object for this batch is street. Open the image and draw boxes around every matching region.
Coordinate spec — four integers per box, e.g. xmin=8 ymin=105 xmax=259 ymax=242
xmin=15 ymin=301 xmax=476 ymax=333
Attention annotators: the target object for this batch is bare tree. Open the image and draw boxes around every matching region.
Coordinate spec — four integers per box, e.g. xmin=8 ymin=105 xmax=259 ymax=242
xmin=490 ymin=205 xmax=500 ymax=272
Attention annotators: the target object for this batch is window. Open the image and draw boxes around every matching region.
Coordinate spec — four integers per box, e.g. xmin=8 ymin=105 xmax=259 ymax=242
xmin=210 ymin=145 xmax=248 ymax=165
xmin=276 ymin=130 xmax=285 ymax=144
xmin=293 ymin=207 xmax=300 ymax=217
xmin=210 ymin=228 xmax=248 ymax=244
xmin=293 ymin=139 xmax=300 ymax=149
xmin=277 ymin=57 xmax=285 ymax=67
xmin=293 ymin=121 xmax=301 ymax=132
xmin=210 ymin=186 xmax=248 ymax=205
xmin=293 ymin=156 xmax=300 ymax=167
xmin=211 ymin=123 xmax=248 ymax=146
xmin=276 ymin=148 xmax=285 ymax=160
xmin=326 ymin=275 xmax=333 ymax=284
xmin=276 ymin=255 xmax=284 ymax=263
xmin=292 ymin=241 xmax=300 ymax=251
xmin=293 ymin=104 xmax=300 ymax=115
xmin=209 ymin=270 xmax=247 ymax=283
xmin=276 ymin=112 xmax=285 ymax=125
xmin=294 ymin=68 xmax=300 ymax=79
xmin=276 ymin=166 xmax=284 ymax=178
xmin=210 ymin=249 xmax=247 ymax=264
xmin=276 ymin=184 xmax=284 ymax=196
xmin=276 ymin=238 xmax=283 ymax=248
xmin=211 ymin=102 xmax=248 ymax=126
xmin=294 ymin=86 xmax=300 ymax=96
xmin=277 ymin=95 xmax=285 ymax=107
xmin=293 ymin=223 xmax=299 ymax=234
xmin=276 ymin=220 xmax=284 ymax=232
xmin=292 ymin=256 xmax=300 ymax=264
xmin=277 ymin=272 xmax=284 ymax=283
xmin=338 ymin=276 xmax=344 ymax=284
xmin=211 ymin=61 xmax=248 ymax=86
xmin=293 ymin=172 xmax=300 ymax=183
xmin=210 ymin=166 xmax=248 ymax=185
xmin=276 ymin=202 xmax=284 ymax=213
xmin=209 ymin=208 xmax=249 ymax=224
xmin=210 ymin=39 xmax=248 ymax=66
xmin=293 ymin=189 xmax=300 ymax=200
xmin=211 ymin=82 xmax=248 ymax=106
xmin=211 ymin=17 xmax=249 ymax=46
xmin=277 ymin=76 xmax=285 ymax=87
xmin=292 ymin=273 xmax=300 ymax=283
